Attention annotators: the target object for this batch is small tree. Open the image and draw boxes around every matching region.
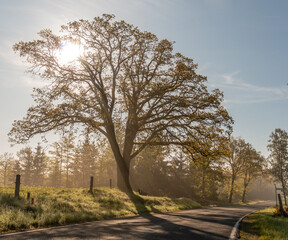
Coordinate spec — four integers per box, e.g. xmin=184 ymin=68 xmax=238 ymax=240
xmin=47 ymin=156 xmax=61 ymax=187
xmin=223 ymin=138 xmax=248 ymax=203
xmin=9 ymin=14 xmax=232 ymax=192
xmin=32 ymin=143 xmax=47 ymax=186
xmin=49 ymin=132 xmax=75 ymax=187
xmin=49 ymin=142 xmax=64 ymax=187
xmin=61 ymin=132 xmax=75 ymax=188
xmin=0 ymin=153 xmax=14 ymax=186
xmin=95 ymin=143 xmax=117 ymax=188
xmin=267 ymin=128 xmax=288 ymax=205
xmin=11 ymin=159 xmax=21 ymax=180
xmin=17 ymin=147 xmax=33 ymax=186
xmin=72 ymin=135 xmax=98 ymax=187
xmin=186 ymin=135 xmax=228 ymax=200
xmin=241 ymin=146 xmax=265 ymax=202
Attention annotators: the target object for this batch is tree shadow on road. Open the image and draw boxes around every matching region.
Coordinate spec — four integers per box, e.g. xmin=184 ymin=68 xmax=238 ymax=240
xmin=124 ymin=192 xmax=228 ymax=240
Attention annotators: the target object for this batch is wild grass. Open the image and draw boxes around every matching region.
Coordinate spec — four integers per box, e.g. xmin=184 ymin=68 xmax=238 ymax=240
xmin=240 ymin=207 xmax=288 ymax=240
xmin=208 ymin=200 xmax=265 ymax=207
xmin=0 ymin=186 xmax=201 ymax=233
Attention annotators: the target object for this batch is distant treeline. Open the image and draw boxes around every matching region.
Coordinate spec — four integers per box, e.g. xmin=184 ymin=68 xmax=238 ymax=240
xmin=0 ymin=132 xmax=116 ymax=189
xmin=0 ymin=128 xmax=285 ymax=203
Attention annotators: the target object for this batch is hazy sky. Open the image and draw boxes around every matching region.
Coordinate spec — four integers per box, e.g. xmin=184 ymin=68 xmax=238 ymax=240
xmin=0 ymin=0 xmax=287 ymax=157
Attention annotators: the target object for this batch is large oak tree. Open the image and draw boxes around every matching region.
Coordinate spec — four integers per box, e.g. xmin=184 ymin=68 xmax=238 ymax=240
xmin=10 ymin=14 xmax=233 ymax=192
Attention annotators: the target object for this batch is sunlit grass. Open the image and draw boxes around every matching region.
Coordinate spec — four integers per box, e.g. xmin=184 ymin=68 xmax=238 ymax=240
xmin=0 ymin=186 xmax=201 ymax=233
xmin=240 ymin=207 xmax=288 ymax=240
xmin=208 ymin=200 xmax=265 ymax=207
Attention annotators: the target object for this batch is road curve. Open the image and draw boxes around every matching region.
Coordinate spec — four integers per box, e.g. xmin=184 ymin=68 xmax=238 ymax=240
xmin=0 ymin=201 xmax=272 ymax=240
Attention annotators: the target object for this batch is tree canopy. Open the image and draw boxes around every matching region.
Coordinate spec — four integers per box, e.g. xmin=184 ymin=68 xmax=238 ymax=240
xmin=9 ymin=14 xmax=233 ymax=192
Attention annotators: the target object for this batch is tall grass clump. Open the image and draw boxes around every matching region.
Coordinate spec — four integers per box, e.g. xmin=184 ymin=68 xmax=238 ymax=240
xmin=240 ymin=207 xmax=288 ymax=240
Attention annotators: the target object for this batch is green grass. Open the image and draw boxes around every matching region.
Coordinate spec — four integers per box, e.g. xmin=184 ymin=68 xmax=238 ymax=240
xmin=0 ymin=186 xmax=201 ymax=233
xmin=240 ymin=207 xmax=288 ymax=240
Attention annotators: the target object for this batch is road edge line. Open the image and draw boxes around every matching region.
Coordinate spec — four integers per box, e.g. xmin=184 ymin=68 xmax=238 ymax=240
xmin=228 ymin=210 xmax=256 ymax=240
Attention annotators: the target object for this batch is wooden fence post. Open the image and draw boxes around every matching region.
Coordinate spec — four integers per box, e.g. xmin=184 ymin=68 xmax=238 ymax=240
xmin=14 ymin=174 xmax=20 ymax=198
xmin=89 ymin=176 xmax=94 ymax=194
xmin=278 ymin=193 xmax=287 ymax=217
xmin=110 ymin=178 xmax=112 ymax=188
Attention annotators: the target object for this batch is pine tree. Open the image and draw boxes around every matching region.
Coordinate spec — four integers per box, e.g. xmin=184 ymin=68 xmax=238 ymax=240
xmin=62 ymin=132 xmax=75 ymax=188
xmin=95 ymin=144 xmax=117 ymax=188
xmin=72 ymin=136 xmax=98 ymax=187
xmin=0 ymin=153 xmax=14 ymax=186
xmin=49 ymin=142 xmax=64 ymax=187
xmin=10 ymin=159 xmax=21 ymax=184
xmin=32 ymin=143 xmax=47 ymax=186
xmin=18 ymin=147 xmax=33 ymax=186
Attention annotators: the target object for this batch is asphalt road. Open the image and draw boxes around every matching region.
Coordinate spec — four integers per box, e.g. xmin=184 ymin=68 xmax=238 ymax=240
xmin=0 ymin=201 xmax=273 ymax=240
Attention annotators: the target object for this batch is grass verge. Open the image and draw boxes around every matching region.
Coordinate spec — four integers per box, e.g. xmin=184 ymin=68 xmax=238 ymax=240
xmin=207 ymin=200 xmax=265 ymax=208
xmin=239 ymin=207 xmax=288 ymax=240
xmin=0 ymin=186 xmax=201 ymax=233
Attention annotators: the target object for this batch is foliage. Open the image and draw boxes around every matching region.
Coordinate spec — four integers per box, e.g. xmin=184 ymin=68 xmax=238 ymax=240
xmin=186 ymin=136 xmax=228 ymax=200
xmin=15 ymin=145 xmax=47 ymax=186
xmin=131 ymin=146 xmax=195 ymax=198
xmin=32 ymin=144 xmax=46 ymax=186
xmin=241 ymin=144 xmax=265 ymax=202
xmin=0 ymin=153 xmax=14 ymax=186
xmin=9 ymin=14 xmax=233 ymax=191
xmin=0 ymin=186 xmax=201 ymax=233
xmin=1 ymin=130 xmax=268 ymax=202
xmin=1 ymin=133 xmax=267 ymax=202
xmin=222 ymin=137 xmax=265 ymax=203
xmin=267 ymin=128 xmax=288 ymax=204
xmin=49 ymin=132 xmax=76 ymax=187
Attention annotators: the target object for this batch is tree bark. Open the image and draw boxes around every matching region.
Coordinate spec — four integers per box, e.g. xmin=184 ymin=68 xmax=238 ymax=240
xmin=281 ymin=181 xmax=287 ymax=205
xmin=106 ymin=127 xmax=133 ymax=193
xmin=229 ymin=176 xmax=235 ymax=203
xmin=66 ymin=166 xmax=69 ymax=188
xmin=116 ymin=164 xmax=132 ymax=192
xmin=242 ymin=172 xmax=248 ymax=203
xmin=241 ymin=187 xmax=247 ymax=203
xmin=201 ymin=167 xmax=206 ymax=199
xmin=3 ymin=168 xmax=6 ymax=186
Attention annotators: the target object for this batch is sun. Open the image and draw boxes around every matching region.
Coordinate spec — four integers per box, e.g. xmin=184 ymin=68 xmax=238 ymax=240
xmin=57 ymin=41 xmax=82 ymax=64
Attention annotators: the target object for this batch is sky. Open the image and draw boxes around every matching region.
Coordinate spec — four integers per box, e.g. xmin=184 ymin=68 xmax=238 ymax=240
xmin=0 ymin=0 xmax=287 ymax=157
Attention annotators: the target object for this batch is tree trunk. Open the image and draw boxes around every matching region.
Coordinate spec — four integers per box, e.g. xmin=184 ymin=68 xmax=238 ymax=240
xmin=105 ymin=118 xmax=134 ymax=193
xmin=242 ymin=172 xmax=248 ymax=203
xmin=3 ymin=163 xmax=8 ymax=186
xmin=66 ymin=165 xmax=69 ymax=188
xmin=242 ymin=187 xmax=247 ymax=203
xmin=281 ymin=181 xmax=287 ymax=205
xmin=82 ymin=171 xmax=85 ymax=188
xmin=3 ymin=170 xmax=6 ymax=186
xmin=117 ymin=164 xmax=132 ymax=192
xmin=59 ymin=158 xmax=62 ymax=187
xmin=229 ymin=176 xmax=235 ymax=203
xmin=201 ymin=168 xmax=206 ymax=199
xmin=107 ymin=133 xmax=133 ymax=193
